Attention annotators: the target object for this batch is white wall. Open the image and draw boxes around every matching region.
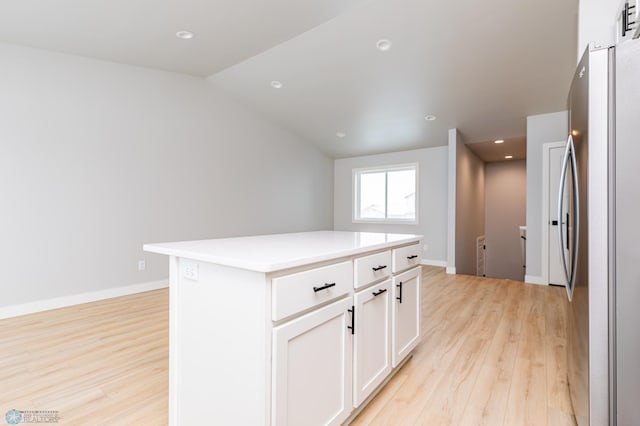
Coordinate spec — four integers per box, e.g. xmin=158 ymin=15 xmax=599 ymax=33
xmin=578 ymin=0 xmax=621 ymax=59
xmin=0 ymin=43 xmax=334 ymax=308
xmin=485 ymin=160 xmax=527 ymax=281
xmin=334 ymin=147 xmax=448 ymax=265
xmin=525 ymin=111 xmax=568 ymax=282
xmin=454 ymin=132 xmax=485 ymax=276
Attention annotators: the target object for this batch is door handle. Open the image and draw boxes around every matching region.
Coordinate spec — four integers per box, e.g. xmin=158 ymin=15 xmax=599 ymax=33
xmin=372 ymin=265 xmax=387 ymax=271
xmin=566 ymin=213 xmax=570 ymax=250
xmin=396 ymin=281 xmax=403 ymax=304
xmin=568 ymin=137 xmax=580 ymax=295
xmin=372 ymin=288 xmax=387 ymax=297
xmin=347 ymin=306 xmax=355 ymax=335
xmin=551 ymin=220 xmax=558 ymax=226
xmin=558 ymin=135 xmax=572 ymax=295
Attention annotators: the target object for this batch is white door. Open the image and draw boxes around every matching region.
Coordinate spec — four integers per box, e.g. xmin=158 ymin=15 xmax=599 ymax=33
xmin=549 ymin=145 xmax=569 ymax=286
xmin=272 ymin=297 xmax=353 ymax=426
xmin=353 ymin=280 xmax=392 ymax=407
xmin=392 ymin=267 xmax=421 ymax=367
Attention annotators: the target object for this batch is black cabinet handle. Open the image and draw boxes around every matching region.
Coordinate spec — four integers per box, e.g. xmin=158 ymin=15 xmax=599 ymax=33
xmin=372 ymin=265 xmax=387 ymax=271
xmin=347 ymin=306 xmax=355 ymax=335
xmin=313 ymin=282 xmax=336 ymax=292
xmin=407 ymin=255 xmax=418 ymax=260
xmin=372 ymin=288 xmax=387 ymax=297
xmin=396 ymin=281 xmax=403 ymax=303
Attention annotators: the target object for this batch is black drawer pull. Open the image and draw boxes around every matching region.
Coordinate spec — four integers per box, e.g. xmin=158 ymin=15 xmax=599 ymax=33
xmin=372 ymin=265 xmax=387 ymax=271
xmin=407 ymin=255 xmax=418 ymax=260
xmin=348 ymin=306 xmax=355 ymax=335
xmin=372 ymin=288 xmax=387 ymax=297
xmin=396 ymin=281 xmax=403 ymax=303
xmin=313 ymin=282 xmax=336 ymax=292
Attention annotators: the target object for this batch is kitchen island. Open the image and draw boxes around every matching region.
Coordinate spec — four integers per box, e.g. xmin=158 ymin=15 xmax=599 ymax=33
xmin=144 ymin=231 xmax=423 ymax=425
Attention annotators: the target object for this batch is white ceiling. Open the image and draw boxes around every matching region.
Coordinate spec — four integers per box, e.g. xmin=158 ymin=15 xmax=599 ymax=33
xmin=466 ymin=138 xmax=527 ymax=162
xmin=0 ymin=0 xmax=577 ymax=159
xmin=0 ymin=0 xmax=366 ymax=76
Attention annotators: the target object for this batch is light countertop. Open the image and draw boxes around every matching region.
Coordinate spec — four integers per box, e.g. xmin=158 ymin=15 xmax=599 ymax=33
xmin=144 ymin=231 xmax=422 ymax=273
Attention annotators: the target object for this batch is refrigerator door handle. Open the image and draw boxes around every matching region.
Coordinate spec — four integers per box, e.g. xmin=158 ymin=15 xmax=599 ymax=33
xmin=568 ymin=136 xmax=579 ymax=297
xmin=558 ymin=135 xmax=573 ymax=300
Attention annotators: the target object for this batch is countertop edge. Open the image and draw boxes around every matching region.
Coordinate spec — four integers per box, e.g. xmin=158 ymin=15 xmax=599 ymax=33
xmin=143 ymin=234 xmax=422 ymax=273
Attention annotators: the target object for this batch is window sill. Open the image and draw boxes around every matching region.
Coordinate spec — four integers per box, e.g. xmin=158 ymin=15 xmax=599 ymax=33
xmin=352 ymin=219 xmax=418 ymax=225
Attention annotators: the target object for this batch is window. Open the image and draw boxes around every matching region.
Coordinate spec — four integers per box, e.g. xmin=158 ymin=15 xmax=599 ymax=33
xmin=353 ymin=164 xmax=418 ymax=223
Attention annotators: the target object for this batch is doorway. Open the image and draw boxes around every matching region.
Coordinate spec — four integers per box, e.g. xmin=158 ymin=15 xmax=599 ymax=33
xmin=542 ymin=141 xmax=568 ymax=286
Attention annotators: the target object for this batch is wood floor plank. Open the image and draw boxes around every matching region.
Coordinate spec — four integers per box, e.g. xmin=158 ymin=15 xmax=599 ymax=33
xmin=503 ymin=357 xmax=548 ymax=425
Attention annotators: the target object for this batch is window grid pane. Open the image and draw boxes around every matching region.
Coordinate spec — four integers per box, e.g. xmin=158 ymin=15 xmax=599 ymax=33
xmin=387 ymin=169 xmax=416 ymax=219
xmin=359 ymin=171 xmax=386 ymax=219
xmin=355 ymin=166 xmax=417 ymax=222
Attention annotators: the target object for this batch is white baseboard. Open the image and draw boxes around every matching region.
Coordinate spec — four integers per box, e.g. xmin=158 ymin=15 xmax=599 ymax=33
xmin=524 ymin=275 xmax=547 ymax=285
xmin=420 ymin=259 xmax=447 ymax=267
xmin=446 ymin=266 xmax=456 ymax=274
xmin=0 ymin=279 xmax=169 ymax=320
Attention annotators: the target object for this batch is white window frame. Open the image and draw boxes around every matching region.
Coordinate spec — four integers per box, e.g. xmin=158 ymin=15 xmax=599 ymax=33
xmin=352 ymin=163 xmax=419 ymax=224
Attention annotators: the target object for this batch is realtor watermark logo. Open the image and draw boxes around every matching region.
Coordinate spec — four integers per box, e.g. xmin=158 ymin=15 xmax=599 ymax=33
xmin=5 ymin=410 xmax=59 ymax=424
xmin=5 ymin=410 xmax=21 ymax=425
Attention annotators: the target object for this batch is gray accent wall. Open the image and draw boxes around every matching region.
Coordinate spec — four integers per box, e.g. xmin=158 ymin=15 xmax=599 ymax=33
xmin=333 ymin=147 xmax=449 ymax=264
xmin=454 ymin=131 xmax=485 ymax=276
xmin=525 ymin=111 xmax=568 ymax=281
xmin=0 ymin=42 xmax=334 ymax=308
xmin=484 ymin=160 xmax=527 ymax=280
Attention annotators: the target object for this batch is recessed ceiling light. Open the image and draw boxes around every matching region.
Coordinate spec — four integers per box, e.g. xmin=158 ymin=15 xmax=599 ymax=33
xmin=424 ymin=115 xmax=437 ymax=121
xmin=494 ymin=139 xmax=505 ymax=144
xmin=505 ymin=155 xmax=513 ymax=159
xmin=176 ymin=31 xmax=195 ymax=40
xmin=336 ymin=132 xmax=346 ymax=138
xmin=270 ymin=80 xmax=283 ymax=89
xmin=376 ymin=39 xmax=392 ymax=52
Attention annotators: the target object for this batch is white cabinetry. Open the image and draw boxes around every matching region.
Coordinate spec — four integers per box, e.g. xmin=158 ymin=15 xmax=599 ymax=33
xmin=354 ymin=250 xmax=391 ymax=289
xmin=272 ymin=261 xmax=352 ymax=321
xmin=143 ymin=231 xmax=422 ymax=425
xmin=392 ymin=267 xmax=421 ymax=367
xmin=272 ymin=297 xmax=353 ymax=426
xmin=392 ymin=243 xmax=422 ymax=273
xmin=353 ymin=279 xmax=392 ymax=406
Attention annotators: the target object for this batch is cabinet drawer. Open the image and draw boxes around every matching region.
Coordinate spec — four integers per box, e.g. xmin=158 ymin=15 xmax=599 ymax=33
xmin=354 ymin=250 xmax=392 ymax=289
xmin=272 ymin=261 xmax=353 ymax=321
xmin=391 ymin=243 xmax=422 ymax=273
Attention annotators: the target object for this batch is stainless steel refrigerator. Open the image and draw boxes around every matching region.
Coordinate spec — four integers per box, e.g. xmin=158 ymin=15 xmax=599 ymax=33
xmin=558 ymin=39 xmax=640 ymax=425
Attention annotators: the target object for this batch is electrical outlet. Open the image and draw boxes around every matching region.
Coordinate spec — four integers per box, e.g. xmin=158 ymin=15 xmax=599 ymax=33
xmin=182 ymin=261 xmax=199 ymax=281
xmin=423 ymin=244 xmax=429 ymax=251
xmin=138 ymin=260 xmax=146 ymax=271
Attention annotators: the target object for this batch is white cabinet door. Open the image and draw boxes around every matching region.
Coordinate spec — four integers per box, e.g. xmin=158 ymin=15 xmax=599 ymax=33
xmin=272 ymin=297 xmax=353 ymax=426
xmin=392 ymin=267 xmax=421 ymax=367
xmin=353 ymin=280 xmax=392 ymax=407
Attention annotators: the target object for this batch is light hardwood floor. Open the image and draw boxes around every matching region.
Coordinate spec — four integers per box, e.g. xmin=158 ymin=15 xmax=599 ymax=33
xmin=352 ymin=267 xmax=575 ymax=426
xmin=0 ymin=267 xmax=574 ymax=425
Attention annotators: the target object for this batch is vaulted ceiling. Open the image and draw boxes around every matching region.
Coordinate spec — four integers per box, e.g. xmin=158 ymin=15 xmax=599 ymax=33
xmin=0 ymin=0 xmax=578 ymax=158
